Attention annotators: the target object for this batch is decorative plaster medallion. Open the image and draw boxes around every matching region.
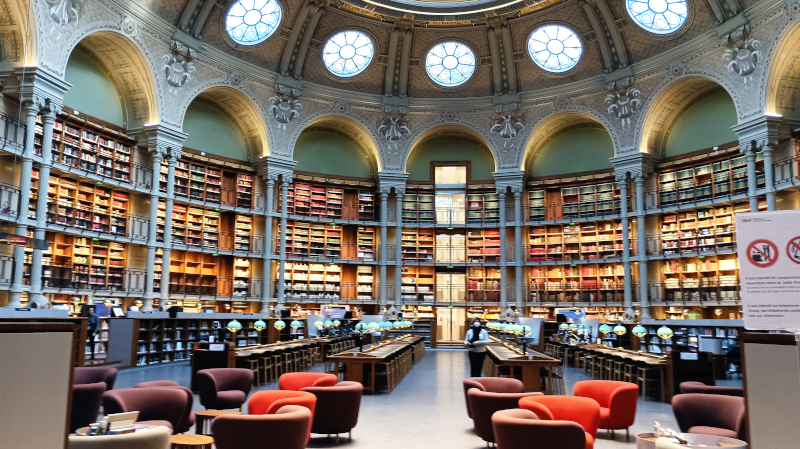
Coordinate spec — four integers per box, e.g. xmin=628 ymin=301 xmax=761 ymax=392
xmin=555 ymin=97 xmax=572 ymax=110
xmin=724 ymin=37 xmax=761 ymax=84
xmin=605 ymin=87 xmax=642 ymax=128
xmin=163 ymin=53 xmax=195 ymax=94
xmin=121 ymin=17 xmax=139 ymax=35
xmin=269 ymin=96 xmax=301 ymax=131
xmin=490 ymin=114 xmax=524 ymax=139
xmin=46 ymin=0 xmax=83 ymax=26
xmin=333 ymin=101 xmax=351 ymax=114
xmin=790 ymin=0 xmax=800 ymax=17
xmin=442 ymin=110 xmax=459 ymax=122
xmin=228 ymin=72 xmax=244 ymax=87
xmin=378 ymin=115 xmax=410 ymax=141
xmin=668 ymin=61 xmax=686 ymax=78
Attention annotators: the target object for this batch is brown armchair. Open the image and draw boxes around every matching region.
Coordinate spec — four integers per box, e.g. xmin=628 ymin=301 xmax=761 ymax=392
xmin=134 ymin=383 xmax=196 ymax=434
xmin=70 ymin=382 xmax=106 ymax=432
xmin=197 ymin=368 xmax=253 ymax=410
xmin=672 ymin=393 xmax=746 ymax=440
xmin=463 ymin=377 xmax=525 ymax=418
xmin=301 ymin=381 xmax=363 ymax=442
xmin=466 ymin=388 xmax=543 ymax=443
xmin=213 ymin=405 xmax=312 ymax=449
xmin=102 ymin=388 xmax=189 ymax=431
xmin=74 ymin=367 xmax=117 ymax=391
xmin=679 ymin=381 xmax=743 ymax=397
xmin=492 ymin=408 xmax=586 ymax=449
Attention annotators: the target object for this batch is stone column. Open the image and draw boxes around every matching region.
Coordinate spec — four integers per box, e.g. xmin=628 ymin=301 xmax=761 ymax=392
xmin=276 ymin=177 xmax=291 ymax=305
xmin=28 ymin=107 xmax=58 ymax=306
xmin=395 ymin=190 xmax=403 ymax=306
xmin=260 ymin=175 xmax=276 ymax=313
xmin=8 ymin=101 xmax=39 ymax=308
xmin=761 ymin=144 xmax=776 ymax=210
xmin=379 ymin=189 xmax=389 ymax=305
xmin=743 ymin=144 xmax=759 ymax=212
xmin=618 ymin=175 xmax=632 ymax=311
xmin=635 ymin=175 xmax=650 ymax=319
xmin=143 ymin=151 xmax=162 ymax=312
xmin=160 ymin=153 xmax=177 ymax=303
xmin=513 ymin=188 xmax=523 ymax=309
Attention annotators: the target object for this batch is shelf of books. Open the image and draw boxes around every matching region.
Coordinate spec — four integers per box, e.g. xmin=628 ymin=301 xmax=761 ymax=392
xmin=656 ymin=150 xmax=765 ymax=206
xmin=583 ymin=306 xmax=626 ymax=322
xmin=527 ymin=175 xmax=623 ymax=221
xmin=400 ymin=266 xmax=435 ymax=302
xmin=401 ymin=192 xmax=435 ymax=221
xmin=528 ymin=220 xmax=627 ymax=262
xmin=467 ymin=229 xmax=501 ymax=263
xmin=284 ymin=262 xmax=342 ymax=301
xmin=282 ymin=180 xmax=377 ymax=220
xmin=154 ymin=248 xmax=163 ymax=292
xmin=632 ymin=322 xmax=741 ymax=354
xmin=467 ymin=267 xmax=500 ymax=301
xmin=657 ymin=201 xmax=766 ymax=255
xmin=467 ymin=192 xmax=500 ymax=224
xmin=158 ymin=202 xmax=220 ymax=248
xmin=401 ymin=229 xmax=434 ymax=262
xmin=466 ymin=306 xmax=502 ymax=320
xmin=43 ymin=174 xmax=131 ymax=235
xmin=528 ymin=263 xmax=625 ymax=303
xmin=527 ymin=307 xmax=552 ymax=319
xmin=400 ymin=305 xmax=435 ymax=347
xmin=41 ymin=233 xmax=127 ymax=291
xmin=36 ymin=112 xmax=135 ymax=184
xmin=234 ymin=214 xmax=253 ymax=252
xmin=168 ymin=250 xmax=219 ymax=295
xmin=356 ymin=226 xmax=375 ymax=261
xmin=356 ymin=266 xmax=375 ymax=301
xmin=160 ymin=153 xmax=257 ymax=209
xmin=86 ymin=317 xmax=110 ymax=358
xmin=233 ymin=257 xmax=251 ymax=297
xmin=285 ymin=221 xmax=342 ymax=258
xmin=655 ymin=254 xmax=739 ymax=302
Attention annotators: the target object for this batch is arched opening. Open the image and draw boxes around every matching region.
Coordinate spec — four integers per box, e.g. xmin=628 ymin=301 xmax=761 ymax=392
xmin=523 ymin=112 xmax=615 ymax=177
xmin=765 ymin=21 xmax=800 ymax=119
xmin=406 ymin=125 xmax=496 ymax=182
xmin=62 ymin=32 xmax=159 ymax=128
xmin=293 ymin=116 xmax=379 ymax=178
xmin=640 ymin=76 xmax=738 ymax=157
xmin=0 ymin=0 xmax=36 ymax=68
xmin=181 ymin=87 xmax=268 ymax=162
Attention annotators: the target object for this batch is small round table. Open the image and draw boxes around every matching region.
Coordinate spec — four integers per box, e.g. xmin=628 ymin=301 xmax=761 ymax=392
xmin=171 ymin=434 xmax=214 ymax=449
xmin=195 ymin=410 xmax=242 ymax=435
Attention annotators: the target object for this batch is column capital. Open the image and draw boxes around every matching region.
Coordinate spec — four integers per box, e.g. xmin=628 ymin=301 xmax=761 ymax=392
xmin=5 ymin=67 xmax=69 ymax=114
xmin=378 ymin=171 xmax=408 ymax=193
xmin=255 ymin=156 xmax=296 ymax=180
xmin=379 ymin=187 xmax=391 ymax=199
xmin=492 ymin=169 xmax=524 ymax=193
xmin=136 ymin=123 xmax=187 ymax=159
xmin=264 ymin=173 xmax=279 ymax=185
xmin=611 ymin=151 xmax=656 ymax=181
xmin=732 ymin=114 xmax=793 ymax=151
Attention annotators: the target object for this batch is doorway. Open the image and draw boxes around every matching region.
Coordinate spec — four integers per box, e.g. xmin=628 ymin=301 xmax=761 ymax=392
xmin=436 ymin=306 xmax=466 ymax=343
xmin=435 ymin=192 xmax=466 ymax=224
xmin=435 ymin=272 xmax=466 ymax=302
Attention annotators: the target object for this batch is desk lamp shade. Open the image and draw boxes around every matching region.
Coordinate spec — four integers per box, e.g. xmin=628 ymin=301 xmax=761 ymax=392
xmin=290 ymin=320 xmax=303 ymax=329
xmin=355 ymin=322 xmax=367 ymax=332
xmin=560 ymin=323 xmax=569 ymax=330
xmin=632 ymin=325 xmax=647 ymax=337
xmin=333 ymin=320 xmax=341 ymax=327
xmin=657 ymin=326 xmax=674 ymax=340
xmin=324 ymin=320 xmax=333 ymax=328
xmin=274 ymin=320 xmax=286 ymax=330
xmin=227 ymin=320 xmax=242 ymax=333
xmin=253 ymin=319 xmax=267 ymax=331
xmin=613 ymin=324 xmax=627 ymax=336
xmin=314 ymin=320 xmax=324 ymax=329
xmin=393 ymin=320 xmax=403 ymax=328
xmin=568 ymin=323 xmax=578 ymax=330
xmin=599 ymin=324 xmax=612 ymax=334
xmin=367 ymin=322 xmax=380 ymax=332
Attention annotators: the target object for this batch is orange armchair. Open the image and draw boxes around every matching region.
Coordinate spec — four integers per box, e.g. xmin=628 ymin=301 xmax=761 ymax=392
xmin=279 ymin=372 xmax=338 ymax=391
xmin=519 ymin=396 xmax=601 ymax=449
xmin=248 ymin=390 xmax=317 ymax=440
xmin=573 ymin=380 xmax=639 ymax=437
xmin=492 ymin=408 xmax=586 ymax=449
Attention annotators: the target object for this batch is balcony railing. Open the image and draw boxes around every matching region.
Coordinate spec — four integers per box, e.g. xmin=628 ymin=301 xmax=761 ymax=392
xmin=282 ymin=203 xmax=379 ymax=222
xmin=524 ymin=243 xmax=628 ymax=262
xmin=394 ymin=244 xmax=502 ymax=264
xmin=648 ymin=280 xmax=739 ymax=302
xmin=645 ymin=232 xmax=736 ymax=256
xmin=283 ymin=282 xmax=375 ymax=301
xmin=43 ymin=266 xmax=147 ymax=293
xmin=644 ymin=175 xmax=764 ymax=210
xmin=524 ymin=282 xmax=625 ymax=304
xmin=0 ymin=181 xmax=20 ymax=218
xmin=46 ymin=209 xmax=149 ymax=241
xmin=392 ymin=283 xmax=503 ymax=304
xmin=526 ymin=201 xmax=624 ymax=222
xmin=280 ymin=240 xmax=379 ymax=261
xmin=774 ymin=155 xmax=800 ymax=188
xmin=170 ymin=232 xmax=265 ymax=253
xmin=402 ymin=207 xmax=501 ymax=226
xmin=132 ymin=163 xmax=154 ymax=190
xmin=0 ymin=112 xmax=26 ymax=153
xmin=169 ymin=184 xmax=267 ymax=211
xmin=0 ymin=252 xmax=13 ymax=287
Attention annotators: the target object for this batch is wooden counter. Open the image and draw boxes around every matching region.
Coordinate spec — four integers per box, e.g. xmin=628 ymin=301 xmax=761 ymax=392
xmin=328 ymin=335 xmax=422 ymax=394
xmin=485 ymin=343 xmax=562 ymax=393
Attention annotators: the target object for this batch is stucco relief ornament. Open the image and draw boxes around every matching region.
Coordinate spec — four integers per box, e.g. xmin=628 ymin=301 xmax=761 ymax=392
xmin=723 ymin=37 xmax=761 ymax=84
xmin=47 ymin=0 xmax=83 ymax=27
xmin=490 ymin=114 xmax=524 ymax=140
xmin=163 ymin=53 xmax=195 ymax=94
xmin=790 ymin=0 xmax=800 ymax=17
xmin=605 ymin=88 xmax=642 ymax=128
xmin=269 ymin=96 xmax=301 ymax=131
xmin=378 ymin=116 xmax=410 ymax=141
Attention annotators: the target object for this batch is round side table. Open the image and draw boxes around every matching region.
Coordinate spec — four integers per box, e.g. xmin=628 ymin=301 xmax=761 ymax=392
xmin=195 ymin=410 xmax=242 ymax=435
xmin=171 ymin=434 xmax=214 ymax=449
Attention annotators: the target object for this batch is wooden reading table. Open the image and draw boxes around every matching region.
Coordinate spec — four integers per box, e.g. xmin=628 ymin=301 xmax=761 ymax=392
xmin=485 ymin=343 xmax=562 ymax=393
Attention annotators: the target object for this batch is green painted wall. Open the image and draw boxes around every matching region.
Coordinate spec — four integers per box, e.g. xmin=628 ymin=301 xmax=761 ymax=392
xmin=63 ymin=49 xmax=124 ymax=127
xmin=294 ymin=131 xmax=372 ymax=178
xmin=183 ymin=102 xmax=248 ymax=161
xmin=665 ymin=91 xmax=738 ymax=157
xmin=407 ymin=139 xmax=495 ymax=181
xmin=529 ymin=127 xmax=613 ymax=177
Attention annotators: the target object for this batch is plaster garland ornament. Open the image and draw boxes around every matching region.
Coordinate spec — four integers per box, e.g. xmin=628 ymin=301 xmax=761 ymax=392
xmin=46 ymin=0 xmax=83 ymax=27
xmin=269 ymin=96 xmax=301 ymax=131
xmin=490 ymin=114 xmax=524 ymax=139
xmin=378 ymin=115 xmax=410 ymax=141
xmin=605 ymin=87 xmax=642 ymax=128
xmin=723 ymin=37 xmax=761 ymax=84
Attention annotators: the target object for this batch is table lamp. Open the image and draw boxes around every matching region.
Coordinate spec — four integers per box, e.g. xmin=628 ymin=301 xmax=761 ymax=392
xmin=226 ymin=319 xmax=242 ymax=344
xmin=577 ymin=323 xmax=586 ymax=335
xmin=253 ymin=319 xmax=266 ymax=344
xmin=613 ymin=324 xmax=627 ymax=336
xmin=714 ymin=308 xmax=723 ymax=317
xmin=333 ymin=320 xmax=341 ymax=328
xmin=519 ymin=324 xmax=533 ymax=354
xmin=599 ymin=324 xmax=612 ymax=334
xmin=657 ymin=325 xmax=674 ymax=341
xmin=314 ymin=320 xmax=324 ymax=331
xmin=324 ymin=319 xmax=333 ymax=329
xmin=632 ymin=324 xmax=647 ymax=338
xmin=274 ymin=320 xmax=286 ymax=332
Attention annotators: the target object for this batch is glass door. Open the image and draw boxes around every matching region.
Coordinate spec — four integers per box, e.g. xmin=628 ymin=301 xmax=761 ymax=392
xmin=436 ymin=306 xmax=466 ymax=342
xmin=435 ymin=192 xmax=465 ymax=224
xmin=435 ymin=234 xmax=466 ymax=263
xmin=436 ymin=273 xmax=466 ymax=302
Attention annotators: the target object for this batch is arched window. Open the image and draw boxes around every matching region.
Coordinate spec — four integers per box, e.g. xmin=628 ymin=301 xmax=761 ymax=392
xmin=528 ymin=24 xmax=583 ymax=73
xmin=225 ymin=0 xmax=282 ymax=46
xmin=425 ymin=42 xmax=476 ymax=87
xmin=322 ymin=31 xmax=375 ymax=77
xmin=626 ymin=0 xmax=688 ymax=34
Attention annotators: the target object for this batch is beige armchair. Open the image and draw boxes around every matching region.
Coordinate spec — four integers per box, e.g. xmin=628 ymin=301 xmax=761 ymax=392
xmin=68 ymin=426 xmax=171 ymax=449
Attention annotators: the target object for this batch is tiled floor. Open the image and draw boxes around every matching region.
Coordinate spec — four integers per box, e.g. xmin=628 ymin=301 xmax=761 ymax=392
xmin=116 ymin=349 xmax=742 ymax=448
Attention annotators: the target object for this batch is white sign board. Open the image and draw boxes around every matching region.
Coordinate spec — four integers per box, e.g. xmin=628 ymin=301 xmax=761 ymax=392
xmin=736 ymin=210 xmax=800 ymax=330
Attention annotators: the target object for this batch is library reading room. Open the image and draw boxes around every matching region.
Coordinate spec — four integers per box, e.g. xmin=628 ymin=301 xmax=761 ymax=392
xmin=3 ymin=0 xmax=800 ymax=448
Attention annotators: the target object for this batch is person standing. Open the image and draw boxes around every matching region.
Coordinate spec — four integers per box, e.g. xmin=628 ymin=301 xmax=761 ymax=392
xmin=86 ymin=307 xmax=100 ymax=360
xmin=464 ymin=318 xmax=490 ymax=377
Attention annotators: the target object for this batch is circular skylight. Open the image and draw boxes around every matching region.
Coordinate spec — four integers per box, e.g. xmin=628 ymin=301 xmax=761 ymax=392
xmin=322 ymin=31 xmax=375 ymax=78
xmin=425 ymin=42 xmax=476 ymax=87
xmin=225 ymin=0 xmax=282 ymax=46
xmin=528 ymin=25 xmax=583 ymax=73
xmin=626 ymin=0 xmax=688 ymax=34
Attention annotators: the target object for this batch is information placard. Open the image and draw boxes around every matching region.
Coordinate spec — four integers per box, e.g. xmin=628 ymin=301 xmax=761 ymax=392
xmin=736 ymin=210 xmax=800 ymax=330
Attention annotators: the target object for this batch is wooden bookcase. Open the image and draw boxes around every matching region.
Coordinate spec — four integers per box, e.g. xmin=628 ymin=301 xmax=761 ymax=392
xmin=400 ymin=266 xmax=435 ymax=302
xmin=42 ymin=174 xmax=130 ymax=235
xmin=401 ymin=192 xmax=435 ymax=221
xmin=527 ymin=176 xmax=623 ymax=221
xmin=631 ymin=322 xmax=742 ymax=354
xmin=657 ymin=254 xmax=739 ymax=302
xmin=234 ymin=214 xmax=253 ymax=252
xmin=356 ymin=266 xmax=375 ymax=300
xmin=285 ymin=221 xmax=342 ymax=258
xmin=528 ymin=220 xmax=627 ymax=261
xmin=233 ymin=257 xmax=251 ymax=297
xmin=356 ymin=226 xmax=375 ymax=261
xmin=527 ymin=307 xmax=551 ymax=319
xmin=583 ymin=306 xmax=626 ymax=322
xmin=466 ymin=306 xmax=502 ymax=320
xmin=41 ymin=234 xmax=127 ymax=291
xmin=282 ymin=180 xmax=376 ymax=220
xmin=169 ymin=250 xmax=219 ymax=295
xmin=284 ymin=261 xmax=342 ymax=300
xmin=466 ymin=192 xmax=500 ymax=223
xmin=158 ymin=202 xmax=220 ymax=248
xmin=160 ymin=154 xmax=256 ymax=208
xmin=35 ymin=113 xmax=135 ymax=184
xmin=658 ymin=201 xmax=765 ymax=254
xmin=467 ymin=267 xmax=501 ymax=301
xmin=401 ymin=228 xmax=434 ymax=262
xmin=528 ymin=263 xmax=625 ymax=302
xmin=467 ymin=229 xmax=501 ymax=263
xmin=154 ymin=248 xmax=163 ymax=292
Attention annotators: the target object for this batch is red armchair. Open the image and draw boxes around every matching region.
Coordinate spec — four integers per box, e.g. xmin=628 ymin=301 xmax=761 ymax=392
xmin=248 ymin=390 xmax=317 ymax=439
xmin=74 ymin=367 xmax=117 ymax=390
xmin=679 ymin=381 xmax=743 ymax=397
xmin=492 ymin=408 xmax=586 ymax=449
xmin=672 ymin=393 xmax=746 ymax=440
xmin=213 ymin=405 xmax=312 ymax=449
xmin=135 ymin=380 xmax=180 ymax=388
xmin=573 ymin=380 xmax=639 ymax=437
xmin=463 ymin=377 xmax=525 ymax=418
xmin=134 ymin=382 xmax=196 ymax=434
xmin=102 ymin=388 xmax=189 ymax=431
xmin=197 ymin=368 xmax=253 ymax=410
xmin=279 ymin=372 xmax=338 ymax=391
xmin=466 ymin=388 xmax=543 ymax=443
xmin=519 ymin=395 xmax=601 ymax=449
xmin=301 ymin=381 xmax=363 ymax=442
xmin=70 ymin=382 xmax=106 ymax=432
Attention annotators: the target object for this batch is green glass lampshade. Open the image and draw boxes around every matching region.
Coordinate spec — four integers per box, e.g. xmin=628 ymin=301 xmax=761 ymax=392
xmin=253 ymin=319 xmax=267 ymax=331
xmin=226 ymin=319 xmax=242 ymax=332
xmin=599 ymin=324 xmax=612 ymax=334
xmin=613 ymin=324 xmax=627 ymax=336
xmin=314 ymin=320 xmax=324 ymax=329
xmin=290 ymin=320 xmax=303 ymax=329
xmin=568 ymin=323 xmax=578 ymax=330
xmin=355 ymin=322 xmax=367 ymax=332
xmin=393 ymin=320 xmax=403 ymax=328
xmin=274 ymin=320 xmax=286 ymax=330
xmin=324 ymin=319 xmax=333 ymax=328
xmin=405 ymin=320 xmax=412 ymax=327
xmin=367 ymin=322 xmax=380 ymax=331
xmin=559 ymin=323 xmax=569 ymax=330
xmin=333 ymin=320 xmax=341 ymax=327
xmin=657 ymin=326 xmax=674 ymax=340
xmin=632 ymin=325 xmax=647 ymax=337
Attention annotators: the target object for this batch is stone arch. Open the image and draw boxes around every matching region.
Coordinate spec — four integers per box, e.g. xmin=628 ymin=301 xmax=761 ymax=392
xmin=179 ymin=83 xmax=270 ymax=161
xmin=521 ymin=108 xmax=619 ymax=171
xmin=60 ymin=29 xmax=160 ymax=128
xmin=635 ymin=73 xmax=743 ymax=157
xmin=289 ymin=111 xmax=382 ymax=172
xmin=404 ymin=121 xmax=499 ymax=174
xmin=1 ymin=0 xmax=37 ymax=66
xmin=763 ymin=17 xmax=800 ymax=119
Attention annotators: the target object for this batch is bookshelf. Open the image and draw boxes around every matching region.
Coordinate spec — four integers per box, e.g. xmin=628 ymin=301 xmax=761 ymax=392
xmin=466 ymin=192 xmax=500 ymax=224
xmin=160 ymin=155 xmax=256 ymax=208
xmin=466 ymin=306 xmax=502 ymax=320
xmin=284 ymin=261 xmax=342 ymax=300
xmin=526 ymin=177 xmax=623 ymax=221
xmin=528 ymin=189 xmax=545 ymax=220
xmin=632 ymin=322 xmax=742 ymax=354
xmin=168 ymin=250 xmax=219 ymax=295
xmin=44 ymin=174 xmax=130 ymax=235
xmin=467 ymin=267 xmax=501 ymax=301
xmin=401 ymin=193 xmax=435 ymax=221
xmin=37 ymin=114 xmax=135 ymax=183
xmin=657 ymin=254 xmax=739 ymax=302
xmin=401 ymin=229 xmax=435 ymax=262
xmin=584 ymin=306 xmax=626 ymax=322
xmin=233 ymin=257 xmax=251 ymax=297
xmin=528 ymin=220 xmax=627 ymax=262
xmin=237 ymin=174 xmax=254 ymax=208
xmin=467 ymin=229 xmax=502 ymax=263
xmin=234 ymin=214 xmax=253 ymax=252
xmin=356 ymin=266 xmax=375 ymax=300
xmin=356 ymin=226 xmax=375 ymax=261
xmin=282 ymin=180 xmax=377 ymax=220
xmin=657 ymin=152 xmax=765 ymax=206
xmin=86 ymin=317 xmax=110 ymax=358
xmin=400 ymin=266 xmax=435 ymax=302
xmin=658 ymin=201 xmax=765 ymax=254
xmin=400 ymin=306 xmax=435 ymax=347
xmin=285 ymin=221 xmax=342 ymax=258
xmin=158 ymin=203 xmax=220 ymax=248
xmin=527 ymin=307 xmax=551 ymax=319
xmin=45 ymin=236 xmax=127 ymax=291
xmin=528 ymin=263 xmax=625 ymax=303
xmin=357 ymin=190 xmax=375 ymax=220
xmin=154 ymin=248 xmax=163 ymax=292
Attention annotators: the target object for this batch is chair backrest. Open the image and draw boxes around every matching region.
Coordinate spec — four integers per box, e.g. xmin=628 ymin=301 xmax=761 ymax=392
xmin=679 ymin=381 xmax=744 ymax=397
xmin=573 ymin=380 xmax=639 ymax=428
xmin=102 ymin=388 xmax=188 ymax=431
xmin=248 ymin=390 xmax=317 ymax=416
xmin=671 ymin=393 xmax=746 ymax=440
xmin=279 ymin=372 xmax=338 ymax=391
xmin=68 ymin=426 xmax=171 ymax=449
xmin=74 ymin=367 xmax=118 ymax=390
xmin=467 ymin=389 xmax=544 ymax=443
xmin=518 ymin=395 xmax=601 ymax=438
xmin=492 ymin=408 xmax=586 ymax=449
xmin=197 ymin=368 xmax=253 ymax=408
xmin=71 ymin=382 xmax=106 ymax=432
xmin=134 ymin=380 xmax=180 ymax=388
xmin=301 ymin=381 xmax=363 ymax=434
xmin=212 ymin=406 xmax=311 ymax=449
xmin=463 ymin=377 xmax=525 ymax=419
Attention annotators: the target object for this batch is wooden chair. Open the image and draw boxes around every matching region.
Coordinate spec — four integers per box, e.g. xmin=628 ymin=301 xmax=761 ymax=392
xmin=591 ymin=356 xmax=605 ymax=378
xmin=622 ymin=361 xmax=636 ymax=383
xmin=246 ymin=356 xmax=261 ymax=387
xmin=636 ymin=365 xmax=661 ymax=401
xmin=261 ymin=355 xmax=275 ymax=384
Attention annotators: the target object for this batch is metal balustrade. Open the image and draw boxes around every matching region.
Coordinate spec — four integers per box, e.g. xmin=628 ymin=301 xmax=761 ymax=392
xmin=0 ymin=181 xmax=20 ymax=218
xmin=283 ymin=282 xmax=375 ymax=301
xmin=279 ymin=240 xmax=380 ymax=261
xmin=402 ymin=207 xmax=500 ymax=226
xmin=46 ymin=208 xmax=149 ymax=241
xmin=524 ymin=243 xmax=627 ymax=262
xmin=0 ymin=252 xmax=13 ymax=286
xmin=42 ymin=266 xmax=147 ymax=293
xmin=644 ymin=175 xmax=761 ymax=210
xmin=524 ymin=282 xmax=625 ymax=304
xmin=526 ymin=201 xmax=624 ymax=222
xmin=648 ymin=280 xmax=740 ymax=303
xmin=132 ymin=163 xmax=154 ymax=190
xmin=0 ymin=112 xmax=26 ymax=153
xmin=645 ymin=232 xmax=737 ymax=256
xmin=283 ymin=203 xmax=380 ymax=222
xmin=394 ymin=244 xmax=502 ymax=264
xmin=774 ymin=155 xmax=800 ymax=188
